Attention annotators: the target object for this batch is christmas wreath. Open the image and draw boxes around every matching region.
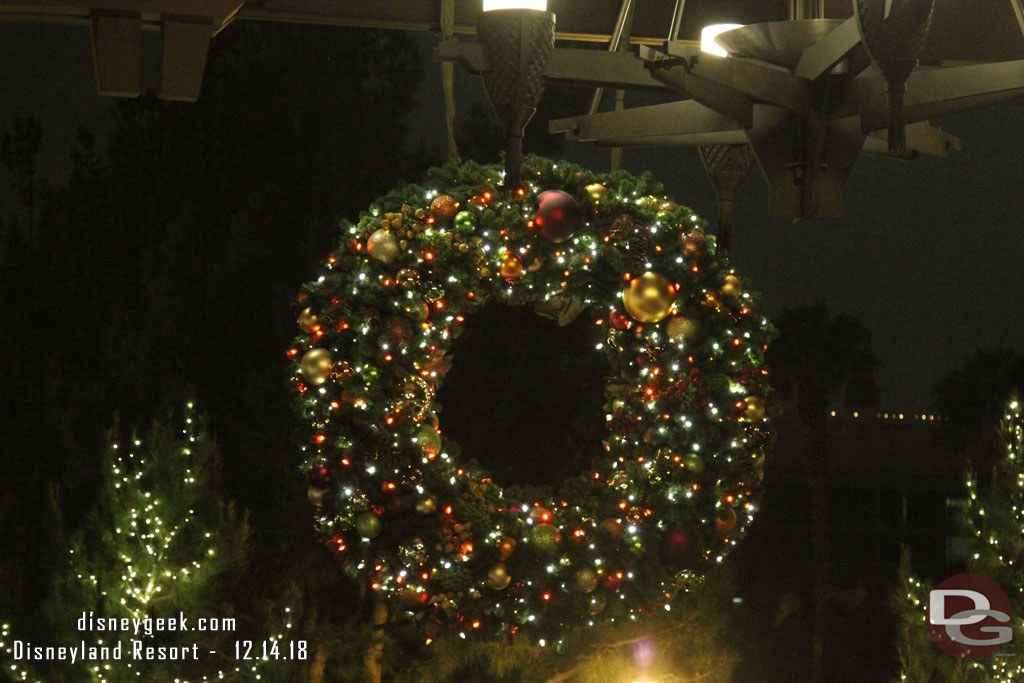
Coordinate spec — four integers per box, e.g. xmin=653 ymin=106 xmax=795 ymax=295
xmin=290 ymin=157 xmax=772 ymax=643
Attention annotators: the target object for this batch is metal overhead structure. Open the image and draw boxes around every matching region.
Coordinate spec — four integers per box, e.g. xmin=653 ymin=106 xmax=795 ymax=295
xmin=4 ymin=1 xmax=1024 ymax=227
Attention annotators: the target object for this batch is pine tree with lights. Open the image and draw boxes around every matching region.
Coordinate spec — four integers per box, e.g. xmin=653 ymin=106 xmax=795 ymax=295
xmin=0 ymin=402 xmax=297 ymax=683
xmin=895 ymin=395 xmax=1024 ymax=682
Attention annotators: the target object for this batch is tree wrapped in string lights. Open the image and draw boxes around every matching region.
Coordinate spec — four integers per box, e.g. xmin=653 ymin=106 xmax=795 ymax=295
xmin=896 ymin=395 xmax=1024 ymax=681
xmin=291 ymin=156 xmax=773 ymax=645
xmin=0 ymin=402 xmax=295 ymax=683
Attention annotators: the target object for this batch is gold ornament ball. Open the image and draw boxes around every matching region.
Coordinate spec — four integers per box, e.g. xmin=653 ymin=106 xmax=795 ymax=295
xmin=589 ymin=592 xmax=608 ymax=616
xmin=367 ymin=229 xmax=399 ymax=263
xmin=585 ymin=183 xmax=607 ymax=202
xmin=530 ymin=524 xmax=562 ymax=553
xmin=430 ymin=195 xmax=459 ymax=220
xmin=666 ymin=316 xmax=700 ymax=344
xmin=297 ymin=307 xmax=319 ymax=333
xmin=622 ymin=271 xmax=676 ymax=323
xmin=703 ymin=290 xmax=723 ymax=310
xmin=415 ymin=496 xmax=438 ymax=516
xmin=355 ymin=511 xmax=382 ymax=539
xmin=721 ymin=274 xmax=742 ymax=299
xmin=573 ymin=567 xmax=599 ymax=594
xmin=416 ymin=424 xmax=442 ymax=455
xmin=497 ymin=536 xmax=517 ymax=560
xmin=743 ymin=396 xmax=766 ymax=422
xmin=300 ymin=348 xmax=334 ymax=385
xmin=499 ymin=254 xmax=524 ymax=279
xmin=487 ymin=563 xmax=512 ymax=590
xmin=307 ymin=485 xmax=326 ymax=507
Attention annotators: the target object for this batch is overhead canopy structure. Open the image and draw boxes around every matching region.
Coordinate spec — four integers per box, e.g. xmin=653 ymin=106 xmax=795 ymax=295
xmin=3 ymin=0 xmax=1024 ymax=222
xmin=2 ymin=0 xmax=1024 ymax=100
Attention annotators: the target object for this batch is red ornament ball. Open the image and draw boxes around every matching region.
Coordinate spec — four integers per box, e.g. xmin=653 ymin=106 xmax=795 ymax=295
xmin=608 ymin=309 xmax=630 ymax=330
xmin=533 ymin=190 xmax=580 ymax=243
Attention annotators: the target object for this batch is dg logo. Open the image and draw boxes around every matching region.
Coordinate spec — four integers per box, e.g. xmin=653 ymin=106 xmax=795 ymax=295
xmin=928 ymin=573 xmax=1013 ymax=658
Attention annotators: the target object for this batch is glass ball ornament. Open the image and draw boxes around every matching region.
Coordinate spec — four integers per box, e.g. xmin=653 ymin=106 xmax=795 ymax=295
xmin=681 ymin=231 xmax=707 ymax=259
xmin=297 ymin=307 xmax=319 ymax=333
xmin=585 ymin=183 xmax=607 ymax=202
xmin=367 ymin=229 xmax=399 ymax=263
xmin=355 ymin=511 xmax=382 ymax=539
xmin=499 ymin=254 xmax=524 ymax=279
xmin=666 ymin=316 xmax=700 ymax=344
xmin=742 ymin=396 xmax=766 ymax=421
xmin=415 ymin=495 xmax=438 ymax=516
xmin=453 ymin=210 xmax=477 ymax=234
xmin=533 ymin=190 xmax=580 ymax=243
xmin=300 ymin=348 xmax=334 ymax=385
xmin=622 ymin=271 xmax=676 ymax=323
xmin=430 ymin=195 xmax=459 ymax=220
xmin=714 ymin=507 xmax=738 ymax=539
xmin=721 ymin=274 xmax=742 ymax=299
xmin=530 ymin=523 xmax=562 ymax=553
xmin=487 ymin=563 xmax=512 ymax=590
xmin=497 ymin=536 xmax=516 ymax=560
xmin=415 ymin=424 xmax=442 ymax=455
xmin=573 ymin=567 xmax=599 ymax=593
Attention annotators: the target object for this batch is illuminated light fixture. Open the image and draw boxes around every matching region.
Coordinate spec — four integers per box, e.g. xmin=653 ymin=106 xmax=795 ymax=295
xmin=699 ymin=23 xmax=744 ymax=57
xmin=477 ymin=0 xmax=555 ymax=195
xmin=483 ymin=0 xmax=547 ymax=10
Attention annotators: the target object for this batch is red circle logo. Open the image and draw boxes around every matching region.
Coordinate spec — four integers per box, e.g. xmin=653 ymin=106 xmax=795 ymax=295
xmin=927 ymin=573 xmax=1012 ymax=658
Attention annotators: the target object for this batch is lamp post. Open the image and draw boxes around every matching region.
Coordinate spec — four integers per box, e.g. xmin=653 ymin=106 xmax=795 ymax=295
xmin=478 ymin=0 xmax=555 ymax=196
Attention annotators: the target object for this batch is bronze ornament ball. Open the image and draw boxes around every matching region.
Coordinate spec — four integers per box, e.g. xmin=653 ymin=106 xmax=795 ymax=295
xmin=300 ymin=348 xmax=334 ymax=385
xmin=622 ymin=271 xmax=676 ymax=323
xmin=497 ymin=536 xmax=517 ymax=560
xmin=430 ymin=195 xmax=459 ymax=220
xmin=487 ymin=563 xmax=512 ymax=590
xmin=499 ymin=254 xmax=524 ymax=279
xmin=415 ymin=496 xmax=438 ymax=516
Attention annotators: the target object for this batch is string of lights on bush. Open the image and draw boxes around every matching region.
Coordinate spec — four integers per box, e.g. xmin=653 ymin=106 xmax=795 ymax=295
xmin=291 ymin=156 xmax=774 ymax=644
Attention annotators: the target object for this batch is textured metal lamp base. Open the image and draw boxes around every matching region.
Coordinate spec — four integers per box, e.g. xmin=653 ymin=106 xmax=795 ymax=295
xmin=478 ymin=9 xmax=555 ymax=194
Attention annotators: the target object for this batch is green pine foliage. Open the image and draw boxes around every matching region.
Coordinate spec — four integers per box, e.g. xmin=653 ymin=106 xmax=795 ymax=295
xmin=0 ymin=402 xmax=296 ymax=682
xmin=894 ymin=396 xmax=1024 ymax=681
xmin=377 ymin=565 xmax=737 ymax=683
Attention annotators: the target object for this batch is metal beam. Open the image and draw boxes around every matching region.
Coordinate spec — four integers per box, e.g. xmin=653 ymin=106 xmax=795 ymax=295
xmin=793 ymin=15 xmax=863 ymax=80
xmin=436 ymin=42 xmax=669 ymax=91
xmin=549 ymin=100 xmax=745 ymax=145
xmin=838 ymin=60 xmax=1024 ymax=130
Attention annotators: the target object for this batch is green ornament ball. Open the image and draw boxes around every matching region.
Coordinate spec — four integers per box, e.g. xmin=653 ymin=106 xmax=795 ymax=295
xmin=453 ymin=210 xmax=477 ymax=234
xmin=683 ymin=453 xmax=705 ymax=473
xmin=530 ymin=524 xmax=562 ymax=553
xmin=356 ymin=511 xmax=382 ymax=539
xmin=573 ymin=567 xmax=599 ymax=593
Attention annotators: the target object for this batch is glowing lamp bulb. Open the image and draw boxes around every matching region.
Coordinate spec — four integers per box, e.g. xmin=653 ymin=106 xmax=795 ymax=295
xmin=700 ymin=23 xmax=743 ymax=57
xmin=483 ymin=0 xmax=547 ymax=10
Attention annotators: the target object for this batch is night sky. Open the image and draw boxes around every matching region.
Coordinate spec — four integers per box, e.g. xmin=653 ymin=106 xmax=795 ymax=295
xmin=3 ymin=20 xmax=1024 ymax=412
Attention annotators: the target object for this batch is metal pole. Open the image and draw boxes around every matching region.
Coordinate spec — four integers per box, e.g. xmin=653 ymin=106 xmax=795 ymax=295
xmin=668 ymin=0 xmax=687 ymax=42
xmin=588 ymin=0 xmax=635 ymax=115
xmin=815 ymin=0 xmax=825 ymax=18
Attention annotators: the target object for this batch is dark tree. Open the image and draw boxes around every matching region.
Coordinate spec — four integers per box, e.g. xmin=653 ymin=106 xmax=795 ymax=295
xmin=766 ymin=303 xmax=878 ymax=683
